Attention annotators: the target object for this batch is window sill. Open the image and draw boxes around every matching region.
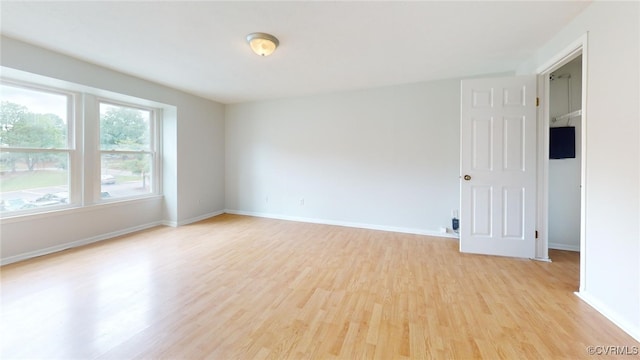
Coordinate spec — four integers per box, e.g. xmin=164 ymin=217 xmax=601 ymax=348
xmin=0 ymin=194 xmax=164 ymax=225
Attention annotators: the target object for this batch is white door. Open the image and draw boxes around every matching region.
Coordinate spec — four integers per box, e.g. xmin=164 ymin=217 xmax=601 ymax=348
xmin=460 ymin=76 xmax=537 ymax=258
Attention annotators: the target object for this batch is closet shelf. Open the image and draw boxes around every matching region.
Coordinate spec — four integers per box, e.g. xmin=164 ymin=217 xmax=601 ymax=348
xmin=553 ymin=109 xmax=582 ymax=123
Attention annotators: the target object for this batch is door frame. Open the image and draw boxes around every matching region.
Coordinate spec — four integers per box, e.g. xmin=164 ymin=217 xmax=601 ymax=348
xmin=535 ymin=33 xmax=588 ymax=291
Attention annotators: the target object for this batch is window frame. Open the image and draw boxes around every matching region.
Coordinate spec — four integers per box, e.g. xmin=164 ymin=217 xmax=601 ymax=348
xmin=0 ymin=79 xmax=79 ymax=215
xmin=0 ymin=77 xmax=163 ymax=218
xmin=96 ymin=98 xmax=160 ymax=202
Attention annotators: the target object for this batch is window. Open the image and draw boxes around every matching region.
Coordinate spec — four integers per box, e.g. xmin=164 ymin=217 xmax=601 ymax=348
xmin=0 ymin=82 xmax=73 ymax=213
xmin=99 ymin=102 xmax=156 ymax=199
xmin=0 ymin=78 xmax=161 ymax=216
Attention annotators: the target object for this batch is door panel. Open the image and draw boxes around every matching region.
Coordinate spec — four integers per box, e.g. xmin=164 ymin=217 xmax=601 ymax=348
xmin=503 ymin=116 xmax=525 ymax=171
xmin=460 ymin=76 xmax=536 ymax=258
xmin=471 ymin=186 xmax=492 ymax=236
xmin=502 ymin=187 xmax=524 ymax=238
xmin=472 ymin=117 xmax=493 ymax=171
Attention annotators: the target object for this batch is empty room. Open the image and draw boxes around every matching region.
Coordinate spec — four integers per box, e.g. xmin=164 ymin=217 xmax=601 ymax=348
xmin=1 ymin=1 xmax=639 ymax=359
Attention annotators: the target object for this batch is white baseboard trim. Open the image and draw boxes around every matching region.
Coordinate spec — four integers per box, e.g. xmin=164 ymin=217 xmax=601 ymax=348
xmin=224 ymin=209 xmax=460 ymax=239
xmin=162 ymin=219 xmax=178 ymax=227
xmin=169 ymin=210 xmax=225 ymax=227
xmin=549 ymin=242 xmax=580 ymax=252
xmin=575 ymin=291 xmax=640 ymax=342
xmin=0 ymin=221 xmax=163 ymax=266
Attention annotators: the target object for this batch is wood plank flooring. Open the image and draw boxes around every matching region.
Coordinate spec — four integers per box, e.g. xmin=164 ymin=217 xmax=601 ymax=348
xmin=1 ymin=214 xmax=637 ymax=359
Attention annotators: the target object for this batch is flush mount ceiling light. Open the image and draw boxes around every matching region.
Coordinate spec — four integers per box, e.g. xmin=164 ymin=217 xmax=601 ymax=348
xmin=246 ymin=32 xmax=279 ymax=57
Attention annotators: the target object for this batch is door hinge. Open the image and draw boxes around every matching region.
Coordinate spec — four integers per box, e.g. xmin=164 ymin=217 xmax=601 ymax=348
xmin=536 ymin=97 xmax=540 ymax=107
xmin=535 ymin=230 xmax=539 ymax=239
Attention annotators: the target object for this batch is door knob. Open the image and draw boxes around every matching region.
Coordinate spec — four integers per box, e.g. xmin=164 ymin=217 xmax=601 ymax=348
xmin=463 ymin=175 xmax=471 ymax=181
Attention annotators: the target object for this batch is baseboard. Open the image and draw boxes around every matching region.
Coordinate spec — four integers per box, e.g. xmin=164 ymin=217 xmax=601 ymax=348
xmin=224 ymin=209 xmax=460 ymax=239
xmin=0 ymin=221 xmax=163 ymax=266
xmin=162 ymin=219 xmax=178 ymax=227
xmin=172 ymin=210 xmax=225 ymax=227
xmin=549 ymin=242 xmax=580 ymax=252
xmin=575 ymin=291 xmax=640 ymax=342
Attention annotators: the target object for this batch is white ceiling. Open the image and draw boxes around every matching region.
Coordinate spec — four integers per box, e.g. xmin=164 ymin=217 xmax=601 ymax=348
xmin=0 ymin=1 xmax=591 ymax=104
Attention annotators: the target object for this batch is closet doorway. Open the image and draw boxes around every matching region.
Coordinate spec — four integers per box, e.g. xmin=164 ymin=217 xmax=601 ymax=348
xmin=548 ymin=55 xmax=582 ymax=253
xmin=536 ymin=34 xmax=587 ymax=291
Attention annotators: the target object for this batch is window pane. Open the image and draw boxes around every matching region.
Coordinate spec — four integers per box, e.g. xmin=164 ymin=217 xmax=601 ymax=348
xmin=100 ymin=103 xmax=150 ymax=151
xmin=101 ymin=153 xmax=152 ymax=198
xmin=0 ymin=151 xmax=69 ymax=212
xmin=0 ymin=84 xmax=69 ymax=149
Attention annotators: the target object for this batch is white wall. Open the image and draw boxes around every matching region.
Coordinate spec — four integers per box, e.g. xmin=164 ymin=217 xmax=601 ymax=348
xmin=0 ymin=36 xmax=226 ymax=263
xmin=548 ymin=57 xmax=582 ymax=251
xmin=225 ymin=79 xmax=461 ymax=236
xmin=175 ymin=103 xmax=225 ymax=225
xmin=519 ymin=1 xmax=640 ymax=341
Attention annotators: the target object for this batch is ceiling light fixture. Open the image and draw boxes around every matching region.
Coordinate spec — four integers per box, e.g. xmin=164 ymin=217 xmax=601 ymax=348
xmin=246 ymin=32 xmax=279 ymax=57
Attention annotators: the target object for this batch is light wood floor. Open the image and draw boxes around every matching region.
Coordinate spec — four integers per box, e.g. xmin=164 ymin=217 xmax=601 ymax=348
xmin=1 ymin=214 xmax=637 ymax=359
